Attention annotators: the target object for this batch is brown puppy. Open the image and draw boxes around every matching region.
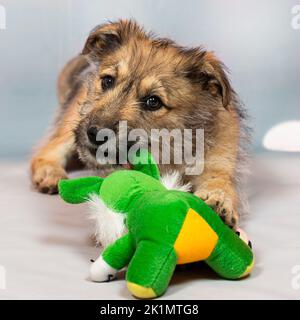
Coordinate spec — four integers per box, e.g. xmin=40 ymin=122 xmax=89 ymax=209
xmin=30 ymin=20 xmax=250 ymax=228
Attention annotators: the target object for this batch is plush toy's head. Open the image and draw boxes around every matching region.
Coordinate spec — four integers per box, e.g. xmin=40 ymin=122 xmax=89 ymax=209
xmin=58 ymin=150 xmax=164 ymax=212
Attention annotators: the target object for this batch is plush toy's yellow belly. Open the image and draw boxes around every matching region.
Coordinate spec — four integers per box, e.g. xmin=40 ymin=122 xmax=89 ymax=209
xmin=174 ymin=208 xmax=219 ymax=264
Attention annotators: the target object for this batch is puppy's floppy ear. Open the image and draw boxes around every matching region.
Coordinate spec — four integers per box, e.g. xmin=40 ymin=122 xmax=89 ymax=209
xmin=82 ymin=20 xmax=145 ymax=57
xmin=82 ymin=22 xmax=122 ymax=56
xmin=185 ymin=49 xmax=232 ymax=109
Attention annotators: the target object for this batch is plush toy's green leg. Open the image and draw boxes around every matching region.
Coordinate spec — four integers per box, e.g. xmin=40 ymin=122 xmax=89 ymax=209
xmin=102 ymin=234 xmax=135 ymax=269
xmin=126 ymin=241 xmax=177 ymax=299
xmin=205 ymin=227 xmax=254 ymax=279
xmin=90 ymin=234 xmax=135 ymax=282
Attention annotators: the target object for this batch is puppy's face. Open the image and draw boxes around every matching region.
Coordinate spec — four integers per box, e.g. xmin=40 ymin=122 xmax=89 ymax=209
xmin=74 ymin=20 xmax=232 ymax=168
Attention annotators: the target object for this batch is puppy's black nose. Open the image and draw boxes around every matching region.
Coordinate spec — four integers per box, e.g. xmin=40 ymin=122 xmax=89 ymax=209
xmin=87 ymin=126 xmax=99 ymax=145
xmin=87 ymin=126 xmax=109 ymax=146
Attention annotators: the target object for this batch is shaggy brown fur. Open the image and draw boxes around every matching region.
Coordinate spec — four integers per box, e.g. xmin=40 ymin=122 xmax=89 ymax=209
xmin=30 ymin=20 xmax=250 ymax=228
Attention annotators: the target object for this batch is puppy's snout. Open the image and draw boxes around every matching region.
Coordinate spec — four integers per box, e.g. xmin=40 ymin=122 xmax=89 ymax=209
xmin=87 ymin=126 xmax=108 ymax=146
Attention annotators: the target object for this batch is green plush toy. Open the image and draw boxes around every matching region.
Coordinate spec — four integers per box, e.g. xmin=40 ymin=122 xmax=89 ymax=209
xmin=58 ymin=150 xmax=254 ymax=299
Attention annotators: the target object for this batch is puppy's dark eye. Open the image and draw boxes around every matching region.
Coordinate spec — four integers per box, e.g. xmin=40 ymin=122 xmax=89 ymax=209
xmin=101 ymin=75 xmax=115 ymax=91
xmin=143 ymin=96 xmax=163 ymax=111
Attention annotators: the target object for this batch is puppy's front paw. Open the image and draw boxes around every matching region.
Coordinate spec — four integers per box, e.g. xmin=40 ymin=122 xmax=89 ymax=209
xmin=31 ymin=161 xmax=67 ymax=194
xmin=195 ymin=189 xmax=238 ymax=228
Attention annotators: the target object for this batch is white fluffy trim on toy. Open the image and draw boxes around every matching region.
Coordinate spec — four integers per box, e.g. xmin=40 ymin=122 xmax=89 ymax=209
xmin=160 ymin=171 xmax=192 ymax=192
xmin=88 ymin=194 xmax=127 ymax=248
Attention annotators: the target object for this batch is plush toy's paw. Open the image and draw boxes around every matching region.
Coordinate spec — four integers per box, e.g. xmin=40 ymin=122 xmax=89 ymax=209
xmin=32 ymin=162 xmax=68 ymax=194
xmin=196 ymin=189 xmax=238 ymax=228
xmin=89 ymin=256 xmax=117 ymax=282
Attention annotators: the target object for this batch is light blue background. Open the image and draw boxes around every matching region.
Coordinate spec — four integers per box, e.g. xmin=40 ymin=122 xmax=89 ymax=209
xmin=0 ymin=0 xmax=299 ymax=158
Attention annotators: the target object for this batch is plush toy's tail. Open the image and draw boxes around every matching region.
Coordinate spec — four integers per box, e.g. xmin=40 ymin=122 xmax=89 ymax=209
xmin=58 ymin=176 xmax=103 ymax=204
xmin=129 ymin=148 xmax=160 ymax=180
